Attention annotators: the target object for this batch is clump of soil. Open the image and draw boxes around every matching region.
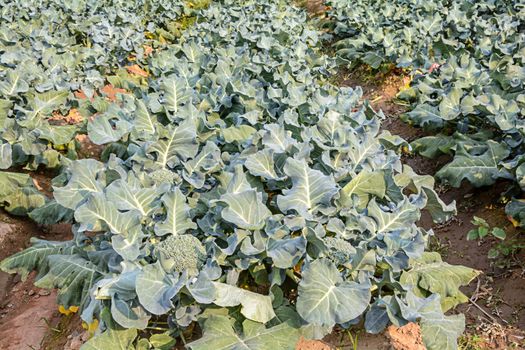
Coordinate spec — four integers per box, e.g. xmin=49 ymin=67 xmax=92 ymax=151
xmin=296 ymin=337 xmax=333 ymax=350
xmin=75 ymin=134 xmax=105 ymax=160
xmin=49 ymin=108 xmax=84 ymax=125
xmin=386 ymin=323 xmax=425 ymax=350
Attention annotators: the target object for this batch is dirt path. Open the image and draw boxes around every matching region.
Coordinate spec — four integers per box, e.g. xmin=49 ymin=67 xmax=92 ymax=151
xmin=0 ymin=187 xmax=79 ymax=350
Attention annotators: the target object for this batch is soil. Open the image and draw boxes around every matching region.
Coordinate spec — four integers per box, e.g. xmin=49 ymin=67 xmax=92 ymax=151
xmin=386 ymin=323 xmax=425 ymax=350
xmin=0 ymin=207 xmax=73 ymax=350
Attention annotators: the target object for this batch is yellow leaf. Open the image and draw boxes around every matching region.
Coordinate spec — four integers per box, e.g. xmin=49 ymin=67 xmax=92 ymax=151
xmin=126 ymin=64 xmax=149 ymax=78
xmin=82 ymin=318 xmax=99 ymax=337
xmin=58 ymin=305 xmax=79 ymax=315
xmin=508 ymin=215 xmax=520 ymax=228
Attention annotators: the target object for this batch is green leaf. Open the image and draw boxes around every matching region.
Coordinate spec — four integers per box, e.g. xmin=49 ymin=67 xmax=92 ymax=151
xmin=36 ymin=123 xmax=77 ymax=145
xmin=53 ymin=159 xmax=105 ymax=209
xmin=222 ymin=125 xmax=257 ymax=143
xmin=418 ymin=297 xmax=465 ymax=350
xmin=161 ymin=75 xmax=191 ymax=113
xmin=277 ymin=158 xmax=337 ymax=219
xmin=0 ymin=238 xmax=77 ymax=280
xmin=339 ymin=170 xmax=386 ymax=208
xmin=0 ymin=70 xmax=29 ymax=96
xmin=35 ymin=254 xmax=104 ymax=310
xmin=296 ymin=259 xmax=371 ymax=327
xmin=88 ymin=111 xmax=133 ymax=145
xmin=148 ymin=118 xmax=198 ymax=168
xmin=0 ymin=143 xmax=12 ymax=169
xmin=29 ymin=201 xmax=74 ymax=225
xmin=132 ymin=99 xmax=157 ymax=138
xmin=487 ymin=248 xmax=499 ymax=259
xmin=75 ymin=192 xmax=142 ymax=234
xmin=400 ymin=252 xmax=479 ymax=311
xmin=219 ymin=189 xmax=271 ymax=230
xmin=154 ymin=188 xmax=197 ymax=236
xmin=466 ymin=229 xmax=479 ymax=241
xmin=245 ymin=149 xmax=280 ymax=180
xmin=478 ymin=226 xmax=489 ymax=239
xmin=213 ymin=282 xmax=276 ymax=323
xmin=367 ymin=198 xmax=420 ymax=234
xmin=80 ymin=309 xmax=138 ymax=350
xmin=491 ymin=227 xmax=506 ymax=240
xmin=395 ymin=165 xmax=456 ymax=223
xmin=0 ymin=172 xmax=46 ymax=215
xmin=106 ymin=179 xmax=163 ymax=216
xmin=438 ymin=88 xmax=463 ymax=121
xmin=187 ymin=315 xmax=300 ymax=350
xmin=136 ymin=263 xmax=182 ymax=315
xmin=436 ymin=141 xmax=511 ymax=187
xmin=20 ymin=91 xmax=69 ymax=126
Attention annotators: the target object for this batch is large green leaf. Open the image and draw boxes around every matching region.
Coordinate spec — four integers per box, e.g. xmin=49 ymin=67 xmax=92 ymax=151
xmin=106 ymin=179 xmax=162 ymax=216
xmin=161 ymin=75 xmax=191 ymax=113
xmin=339 ymin=170 xmax=385 ymax=208
xmin=0 ymin=238 xmax=77 ymax=280
xmin=81 ymin=309 xmax=138 ymax=350
xmin=220 ymin=189 xmax=271 ymax=230
xmin=296 ymin=259 xmax=371 ymax=327
xmin=20 ymin=91 xmax=69 ymax=126
xmin=436 ymin=141 xmax=511 ymax=187
xmin=35 ymin=254 xmax=104 ymax=310
xmin=75 ymin=192 xmax=142 ymax=234
xmin=0 ymin=70 xmax=29 ymax=96
xmin=400 ymin=252 xmax=479 ymax=311
xmin=277 ymin=158 xmax=337 ymax=219
xmin=395 ymin=165 xmax=456 ymax=223
xmin=148 ymin=118 xmax=198 ymax=168
xmin=53 ymin=159 xmax=105 ymax=209
xmin=245 ymin=149 xmax=280 ymax=180
xmin=88 ymin=111 xmax=133 ymax=145
xmin=187 ymin=315 xmax=300 ymax=350
xmin=136 ymin=262 xmax=182 ymax=315
xmin=0 ymin=143 xmax=12 ymax=169
xmin=154 ymin=188 xmax=197 ymax=236
xmin=213 ymin=282 xmax=276 ymax=323
xmin=0 ymin=172 xmax=46 ymax=215
xmin=367 ymin=198 xmax=420 ymax=234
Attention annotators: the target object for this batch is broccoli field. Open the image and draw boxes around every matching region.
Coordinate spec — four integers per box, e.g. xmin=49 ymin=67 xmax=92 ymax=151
xmin=0 ymin=0 xmax=523 ymax=349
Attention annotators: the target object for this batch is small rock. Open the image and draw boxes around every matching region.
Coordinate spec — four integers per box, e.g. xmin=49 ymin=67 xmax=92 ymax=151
xmin=38 ymin=290 xmax=51 ymax=296
xmin=7 ymin=304 xmax=13 ymax=309
xmin=64 ymin=332 xmax=88 ymax=350
xmin=28 ymin=290 xmax=35 ymax=296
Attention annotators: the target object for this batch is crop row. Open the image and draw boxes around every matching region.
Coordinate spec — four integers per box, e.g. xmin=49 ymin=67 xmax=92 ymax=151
xmin=329 ymin=0 xmax=525 ymax=227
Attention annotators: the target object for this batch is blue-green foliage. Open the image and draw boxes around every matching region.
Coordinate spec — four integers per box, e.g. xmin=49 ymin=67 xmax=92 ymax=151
xmin=330 ymin=0 xmax=525 ymax=225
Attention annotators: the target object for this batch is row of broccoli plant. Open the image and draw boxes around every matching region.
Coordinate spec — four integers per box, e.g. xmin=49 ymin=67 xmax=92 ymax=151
xmin=1 ymin=0 xmax=478 ymax=349
xmin=328 ymin=0 xmax=525 ymax=227
xmin=0 ymin=0 xmax=208 ymax=218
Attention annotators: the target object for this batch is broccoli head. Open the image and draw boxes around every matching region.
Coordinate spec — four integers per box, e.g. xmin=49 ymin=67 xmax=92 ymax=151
xmin=149 ymin=168 xmax=179 ymax=184
xmin=156 ymin=234 xmax=206 ymax=276
xmin=323 ymin=237 xmax=356 ymax=265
